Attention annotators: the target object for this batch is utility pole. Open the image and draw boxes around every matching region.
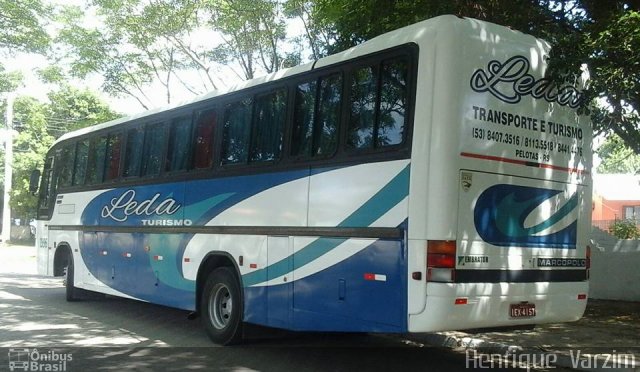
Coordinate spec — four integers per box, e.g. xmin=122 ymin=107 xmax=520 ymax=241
xmin=2 ymin=92 xmax=15 ymax=244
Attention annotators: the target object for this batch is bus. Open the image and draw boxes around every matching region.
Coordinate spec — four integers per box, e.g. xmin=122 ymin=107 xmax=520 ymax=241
xmin=31 ymin=15 xmax=592 ymax=345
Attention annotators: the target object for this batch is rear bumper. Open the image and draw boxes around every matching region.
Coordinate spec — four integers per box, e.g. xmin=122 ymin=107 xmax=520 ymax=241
xmin=408 ymin=281 xmax=588 ymax=332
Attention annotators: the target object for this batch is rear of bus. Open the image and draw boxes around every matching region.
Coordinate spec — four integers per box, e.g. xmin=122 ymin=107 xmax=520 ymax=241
xmin=407 ymin=16 xmax=592 ymax=332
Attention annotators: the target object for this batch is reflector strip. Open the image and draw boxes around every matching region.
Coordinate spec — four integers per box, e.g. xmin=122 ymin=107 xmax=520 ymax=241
xmin=364 ymin=273 xmax=387 ymax=281
xmin=249 ymin=263 xmax=257 ymax=269
xmin=455 ymin=298 xmax=468 ymax=305
xmin=578 ymin=294 xmax=587 ymax=300
xmin=461 ymin=152 xmax=589 ymax=175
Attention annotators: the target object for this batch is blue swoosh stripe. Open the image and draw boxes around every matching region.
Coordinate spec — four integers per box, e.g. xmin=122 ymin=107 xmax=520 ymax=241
xmin=242 ymin=164 xmax=410 ymax=287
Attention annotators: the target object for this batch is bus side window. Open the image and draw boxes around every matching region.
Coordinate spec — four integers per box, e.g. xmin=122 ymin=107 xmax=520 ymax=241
xmin=348 ymin=65 xmax=377 ymax=149
xmin=57 ymin=144 xmax=75 ymax=188
xmin=250 ymin=89 xmax=287 ymax=162
xmin=104 ymin=133 xmax=123 ymax=181
xmin=221 ymin=98 xmax=252 ymax=165
xmin=166 ymin=115 xmax=192 ymax=172
xmin=73 ymin=139 xmax=89 ymax=186
xmin=316 ymin=74 xmax=342 ymax=156
xmin=291 ymin=73 xmax=341 ymax=158
xmin=347 ymin=56 xmax=409 ymax=150
xmin=86 ymin=136 xmax=107 ymax=185
xmin=193 ymin=109 xmax=216 ymax=169
xmin=38 ymin=156 xmax=55 ymax=212
xmin=291 ymin=81 xmax=317 ymax=157
xmin=378 ymin=58 xmax=408 ymax=147
xmin=123 ymin=127 xmax=145 ymax=177
xmin=141 ymin=122 xmax=167 ymax=176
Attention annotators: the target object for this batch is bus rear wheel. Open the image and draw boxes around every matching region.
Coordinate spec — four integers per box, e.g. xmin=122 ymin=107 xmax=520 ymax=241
xmin=201 ymin=267 xmax=243 ymax=345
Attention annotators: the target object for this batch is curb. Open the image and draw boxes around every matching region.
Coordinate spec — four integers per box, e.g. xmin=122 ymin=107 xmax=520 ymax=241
xmin=412 ymin=332 xmax=639 ymax=371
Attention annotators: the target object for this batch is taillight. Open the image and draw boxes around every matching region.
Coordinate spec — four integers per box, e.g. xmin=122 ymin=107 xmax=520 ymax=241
xmin=427 ymin=253 xmax=455 ymax=268
xmin=427 ymin=240 xmax=456 ymax=282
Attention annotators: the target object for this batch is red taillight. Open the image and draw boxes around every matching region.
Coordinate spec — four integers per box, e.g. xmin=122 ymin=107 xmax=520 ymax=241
xmin=427 ymin=253 xmax=455 ymax=268
xmin=578 ymin=294 xmax=587 ymax=300
xmin=427 ymin=240 xmax=456 ymax=267
xmin=427 ymin=240 xmax=456 ymax=282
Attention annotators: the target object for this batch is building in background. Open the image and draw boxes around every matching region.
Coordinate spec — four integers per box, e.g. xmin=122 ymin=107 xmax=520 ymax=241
xmin=592 ymin=174 xmax=640 ymax=230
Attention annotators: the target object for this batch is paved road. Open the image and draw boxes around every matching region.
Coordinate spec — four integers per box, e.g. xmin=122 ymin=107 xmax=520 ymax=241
xmin=0 ymin=244 xmax=528 ymax=371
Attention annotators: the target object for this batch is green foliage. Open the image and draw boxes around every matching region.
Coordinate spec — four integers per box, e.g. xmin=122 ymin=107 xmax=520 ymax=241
xmin=609 ymin=219 xmax=640 ymax=239
xmin=4 ymin=88 xmax=120 ymax=219
xmin=9 ymin=96 xmax=52 ymax=220
xmin=308 ymin=0 xmax=567 ymax=54
xmin=36 ymin=66 xmax=66 ymax=85
xmin=54 ymin=0 xmax=307 ymax=108
xmin=0 ymin=65 xmax=24 ymax=93
xmin=597 ymin=134 xmax=640 ymax=174
xmin=0 ymin=0 xmax=50 ymax=53
xmin=46 ymin=86 xmax=121 ymax=132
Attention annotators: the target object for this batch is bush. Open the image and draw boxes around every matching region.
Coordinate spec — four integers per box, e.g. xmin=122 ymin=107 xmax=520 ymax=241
xmin=609 ymin=219 xmax=640 ymax=239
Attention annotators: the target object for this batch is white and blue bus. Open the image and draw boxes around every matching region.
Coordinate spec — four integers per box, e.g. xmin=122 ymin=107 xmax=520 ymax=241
xmin=33 ymin=15 xmax=592 ymax=344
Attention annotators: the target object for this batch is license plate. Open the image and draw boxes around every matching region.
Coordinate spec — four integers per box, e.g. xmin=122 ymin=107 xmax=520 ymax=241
xmin=509 ymin=303 xmax=536 ymax=318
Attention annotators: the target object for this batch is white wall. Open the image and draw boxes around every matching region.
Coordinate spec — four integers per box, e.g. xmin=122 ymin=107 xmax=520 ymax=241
xmin=589 ymin=228 xmax=640 ymax=301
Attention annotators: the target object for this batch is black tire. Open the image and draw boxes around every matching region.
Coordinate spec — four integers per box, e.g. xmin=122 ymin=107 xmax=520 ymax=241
xmin=64 ymin=253 xmax=81 ymax=302
xmin=200 ymin=267 xmax=243 ymax=345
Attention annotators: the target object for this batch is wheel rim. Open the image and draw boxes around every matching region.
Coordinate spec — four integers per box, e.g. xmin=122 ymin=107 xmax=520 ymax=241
xmin=208 ymin=283 xmax=233 ymax=330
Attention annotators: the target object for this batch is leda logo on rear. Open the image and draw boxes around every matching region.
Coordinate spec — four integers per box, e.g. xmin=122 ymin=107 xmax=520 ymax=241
xmin=470 ymin=55 xmax=584 ymax=108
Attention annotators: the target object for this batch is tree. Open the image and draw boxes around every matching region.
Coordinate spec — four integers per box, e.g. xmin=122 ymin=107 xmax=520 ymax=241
xmin=549 ymin=2 xmax=640 ymax=155
xmin=9 ymin=96 xmax=52 ymax=220
xmin=596 ymin=135 xmax=640 ymax=174
xmin=6 ymin=87 xmax=120 ymax=220
xmin=0 ymin=0 xmax=49 ymax=96
xmin=54 ymin=0 xmax=308 ymax=109
xmin=0 ymin=0 xmax=50 ymax=54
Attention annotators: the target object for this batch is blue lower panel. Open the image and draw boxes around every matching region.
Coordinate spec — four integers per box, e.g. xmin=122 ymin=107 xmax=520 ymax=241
xmin=80 ymin=232 xmax=195 ymax=310
xmin=244 ymin=239 xmax=407 ymax=332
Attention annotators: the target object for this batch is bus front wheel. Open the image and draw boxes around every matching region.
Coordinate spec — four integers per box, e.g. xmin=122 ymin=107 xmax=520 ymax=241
xmin=201 ymin=267 xmax=243 ymax=345
xmin=64 ymin=252 xmax=81 ymax=302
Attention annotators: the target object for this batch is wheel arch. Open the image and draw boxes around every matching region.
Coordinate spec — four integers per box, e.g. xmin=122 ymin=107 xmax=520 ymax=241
xmin=195 ymin=252 xmax=243 ymax=316
xmin=53 ymin=242 xmax=73 ymax=277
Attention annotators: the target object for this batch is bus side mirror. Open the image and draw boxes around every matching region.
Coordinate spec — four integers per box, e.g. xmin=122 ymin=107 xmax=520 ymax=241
xmin=29 ymin=169 xmax=41 ymax=195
